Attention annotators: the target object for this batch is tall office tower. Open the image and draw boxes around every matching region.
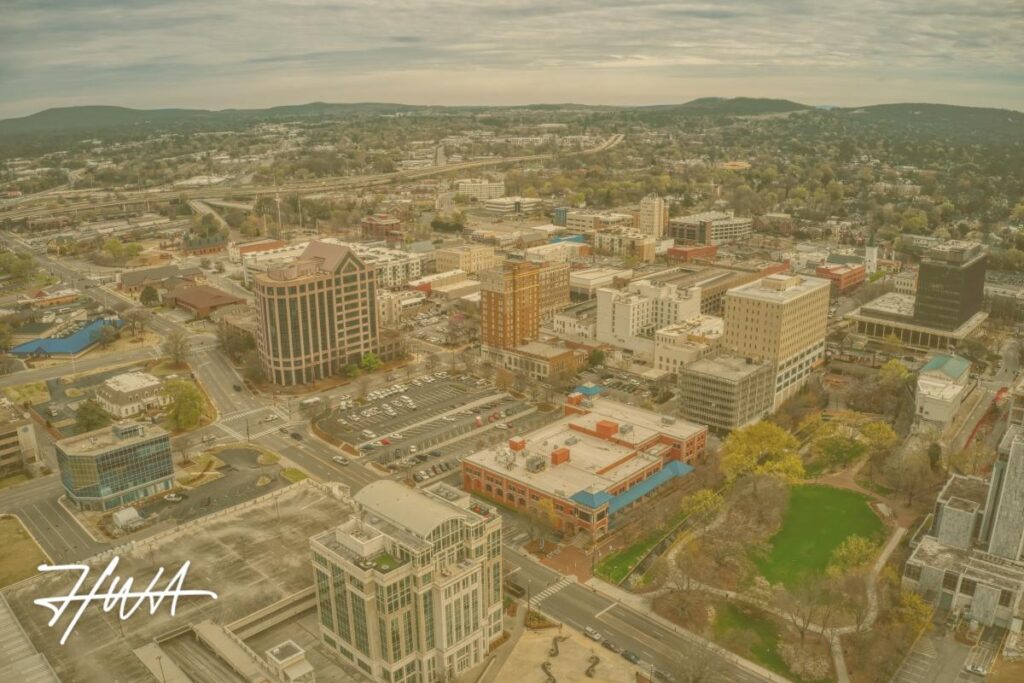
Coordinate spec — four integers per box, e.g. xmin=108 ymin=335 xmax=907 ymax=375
xmin=638 ymin=195 xmax=668 ymax=239
xmin=913 ymin=241 xmax=987 ymax=331
xmin=722 ymin=274 xmax=830 ymax=408
xmin=56 ymin=422 xmax=172 ymax=511
xmin=479 ymin=261 xmax=540 ymax=350
xmin=310 ymin=481 xmax=503 ymax=683
xmin=254 ymin=241 xmax=379 ymax=385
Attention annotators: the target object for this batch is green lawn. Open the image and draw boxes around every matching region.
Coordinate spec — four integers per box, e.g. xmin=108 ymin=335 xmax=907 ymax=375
xmin=281 ymin=468 xmax=308 ymax=483
xmin=0 ymin=516 xmax=48 ymax=587
xmin=714 ymin=603 xmax=830 ymax=683
xmin=757 ymin=485 xmax=883 ymax=587
xmin=595 ymin=532 xmax=661 ymax=583
xmin=0 ymin=472 xmax=30 ymax=490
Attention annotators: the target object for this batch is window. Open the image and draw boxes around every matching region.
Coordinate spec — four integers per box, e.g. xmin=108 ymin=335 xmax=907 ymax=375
xmin=904 ymin=564 xmax=922 ymax=582
xmin=1000 ymin=590 xmax=1013 ymax=607
xmin=942 ymin=571 xmax=959 ymax=592
xmin=960 ymin=578 xmax=976 ymax=597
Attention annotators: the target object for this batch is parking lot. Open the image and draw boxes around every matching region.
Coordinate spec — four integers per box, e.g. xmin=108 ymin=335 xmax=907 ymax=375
xmin=318 ymin=373 xmax=518 ymax=454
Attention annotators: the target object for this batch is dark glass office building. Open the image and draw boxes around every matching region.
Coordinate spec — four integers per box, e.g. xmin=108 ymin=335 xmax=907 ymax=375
xmin=913 ymin=241 xmax=987 ymax=331
xmin=56 ymin=422 xmax=173 ymax=511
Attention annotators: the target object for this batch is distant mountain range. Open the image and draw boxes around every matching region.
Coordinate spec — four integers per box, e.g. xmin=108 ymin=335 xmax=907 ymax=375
xmin=0 ymin=97 xmax=1020 ymax=148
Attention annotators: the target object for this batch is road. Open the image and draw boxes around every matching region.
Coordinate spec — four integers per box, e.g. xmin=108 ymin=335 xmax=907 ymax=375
xmin=0 ymin=475 xmax=107 ymax=563
xmin=1 ymin=134 xmax=624 ymax=222
xmin=503 ymin=547 xmax=766 ymax=682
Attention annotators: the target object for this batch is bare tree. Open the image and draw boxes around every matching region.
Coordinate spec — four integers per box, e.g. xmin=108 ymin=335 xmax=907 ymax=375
xmin=163 ymin=329 xmax=190 ymax=365
xmin=121 ymin=308 xmax=151 ymax=337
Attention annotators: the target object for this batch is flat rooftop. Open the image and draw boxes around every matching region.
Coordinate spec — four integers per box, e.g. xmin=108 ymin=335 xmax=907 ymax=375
xmin=938 ymin=475 xmax=989 ymax=508
xmin=466 ymin=398 xmax=703 ymax=500
xmin=1 ymin=482 xmax=353 ymax=683
xmin=683 ymin=354 xmax=771 ymax=381
xmin=727 ymin=274 xmax=829 ymax=303
xmin=860 ymin=292 xmax=916 ymax=318
xmin=103 ymin=371 xmax=161 ymax=394
xmin=56 ymin=422 xmax=167 ymax=457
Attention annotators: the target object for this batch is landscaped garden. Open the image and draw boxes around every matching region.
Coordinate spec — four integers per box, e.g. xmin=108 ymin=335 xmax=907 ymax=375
xmin=714 ymin=602 xmax=833 ymax=683
xmin=756 ymin=484 xmax=883 ymax=587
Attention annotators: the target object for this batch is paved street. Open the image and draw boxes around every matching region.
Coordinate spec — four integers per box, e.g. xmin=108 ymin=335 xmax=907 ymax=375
xmin=502 ymin=547 xmax=765 ymax=682
xmin=0 ymin=475 xmax=106 ymax=563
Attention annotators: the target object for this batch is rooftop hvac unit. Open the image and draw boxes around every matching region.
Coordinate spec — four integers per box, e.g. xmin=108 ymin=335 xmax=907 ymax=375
xmin=620 ymin=424 xmax=633 ymax=434
xmin=660 ymin=415 xmax=676 ymax=425
xmin=526 ymin=456 xmax=547 ymax=473
xmin=564 ymin=436 xmax=578 ymax=446
xmin=581 ymin=400 xmax=593 ymax=408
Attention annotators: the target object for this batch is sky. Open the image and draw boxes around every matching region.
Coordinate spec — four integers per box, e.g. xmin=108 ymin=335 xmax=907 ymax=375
xmin=2 ymin=0 xmax=1022 ymax=119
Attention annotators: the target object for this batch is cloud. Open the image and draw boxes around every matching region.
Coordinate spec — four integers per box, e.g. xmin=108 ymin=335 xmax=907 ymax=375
xmin=0 ymin=0 xmax=1021 ymax=117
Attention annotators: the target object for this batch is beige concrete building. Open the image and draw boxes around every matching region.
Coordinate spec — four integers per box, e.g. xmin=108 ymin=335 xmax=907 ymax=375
xmin=310 ymin=481 xmax=503 ymax=683
xmin=434 ymin=245 xmax=502 ymax=274
xmin=678 ymin=355 xmax=775 ymax=431
xmin=638 ymin=195 xmax=668 ymax=239
xmin=0 ymin=400 xmax=38 ymax=475
xmin=723 ymin=274 xmax=830 ymax=408
xmin=254 ymin=241 xmax=379 ymax=386
xmin=94 ymin=371 xmax=171 ymax=418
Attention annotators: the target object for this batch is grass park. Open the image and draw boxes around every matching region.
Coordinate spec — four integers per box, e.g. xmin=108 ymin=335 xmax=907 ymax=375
xmin=0 ymin=515 xmax=49 ymax=588
xmin=756 ymin=484 xmax=883 ymax=587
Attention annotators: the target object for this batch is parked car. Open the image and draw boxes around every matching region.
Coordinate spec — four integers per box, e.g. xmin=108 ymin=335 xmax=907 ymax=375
xmin=332 ymin=456 xmax=349 ymax=466
xmin=232 ymin=384 xmax=243 ymax=392
xmin=164 ymin=493 xmax=183 ymax=503
xmin=290 ymin=432 xmax=303 ymax=441
xmin=583 ymin=627 xmax=602 ymax=642
xmin=621 ymin=650 xmax=641 ymax=665
xmin=601 ymin=640 xmax=621 ymax=654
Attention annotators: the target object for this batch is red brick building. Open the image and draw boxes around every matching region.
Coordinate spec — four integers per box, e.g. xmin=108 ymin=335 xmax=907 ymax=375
xmin=461 ymin=396 xmax=706 ymax=539
xmin=815 ymin=263 xmax=866 ymax=295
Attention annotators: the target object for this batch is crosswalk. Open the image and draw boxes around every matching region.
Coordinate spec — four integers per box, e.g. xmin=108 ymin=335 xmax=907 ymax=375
xmin=534 ymin=577 xmax=574 ymax=602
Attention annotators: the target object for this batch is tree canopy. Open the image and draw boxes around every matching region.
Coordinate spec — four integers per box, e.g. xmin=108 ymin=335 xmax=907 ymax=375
xmin=720 ymin=421 xmax=804 ymax=484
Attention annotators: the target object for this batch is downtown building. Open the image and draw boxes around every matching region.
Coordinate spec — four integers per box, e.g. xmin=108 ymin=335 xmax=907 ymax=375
xmin=310 ymin=480 xmax=503 ymax=683
xmin=462 ymin=396 xmax=706 ymax=540
xmin=0 ymin=400 xmax=38 ymax=476
xmin=669 ymin=210 xmax=753 ymax=245
xmin=677 ymin=355 xmax=775 ymax=432
xmin=56 ymin=422 xmax=172 ymax=511
xmin=722 ymin=274 xmax=830 ymax=409
xmin=638 ymin=195 xmax=668 ymax=239
xmin=848 ymin=241 xmax=987 ymax=350
xmin=254 ymin=241 xmax=379 ymax=386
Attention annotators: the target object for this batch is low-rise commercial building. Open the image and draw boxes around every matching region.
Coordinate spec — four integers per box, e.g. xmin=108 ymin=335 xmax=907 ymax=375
xmin=95 ymin=371 xmax=171 ymax=418
xmin=0 ymin=400 xmax=38 ymax=475
xmin=361 ymin=214 xmax=403 ymax=241
xmin=482 ymin=196 xmax=543 ymax=215
xmin=678 ymin=355 xmax=775 ymax=431
xmin=56 ymin=422 xmax=173 ymax=511
xmin=915 ymin=355 xmax=973 ymax=427
xmin=815 ymin=263 xmax=866 ymax=295
xmin=163 ymin=284 xmax=245 ymax=319
xmin=117 ymin=264 xmax=204 ymax=293
xmin=434 ymin=245 xmax=502 ymax=275
xmin=569 ymin=267 xmax=633 ymax=301
xmin=462 ymin=397 xmax=706 ymax=539
xmin=652 ymin=316 xmax=723 ymax=375
xmin=596 ymin=280 xmax=702 ymax=360
xmin=310 ymin=480 xmax=503 ymax=683
xmin=454 ymin=179 xmax=505 ymax=201
xmin=228 ymin=238 xmax=288 ymax=263
xmin=847 ymin=292 xmax=987 ymax=351
xmin=593 ymin=230 xmax=656 ymax=263
xmin=564 ymin=211 xmax=634 ymax=233
xmin=483 ymin=341 xmax=586 ymax=382
xmin=669 ymin=211 xmax=753 ymax=245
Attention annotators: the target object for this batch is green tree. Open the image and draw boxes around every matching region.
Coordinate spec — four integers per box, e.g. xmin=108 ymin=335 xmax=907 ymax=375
xmin=0 ymin=323 xmax=12 ymax=354
xmin=359 ymin=352 xmax=382 ymax=372
xmin=878 ymin=359 xmax=910 ymax=387
xmin=242 ymin=349 xmax=265 ymax=384
xmin=140 ymin=286 xmax=160 ymax=307
xmin=103 ymin=238 xmax=125 ymax=262
xmin=164 ymin=380 xmax=204 ymax=431
xmin=75 ymin=399 xmax=111 ymax=433
xmin=720 ymin=421 xmax=804 ymax=484
xmin=828 ymin=535 xmax=878 ymax=575
xmin=860 ymin=420 xmax=899 ymax=474
xmin=588 ymin=349 xmax=605 ymax=367
xmin=343 ymin=363 xmax=361 ymax=379
xmin=91 ymin=323 xmax=120 ymax=348
xmin=681 ymin=489 xmax=724 ymax=533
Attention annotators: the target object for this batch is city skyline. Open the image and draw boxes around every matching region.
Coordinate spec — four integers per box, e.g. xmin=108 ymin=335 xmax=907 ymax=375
xmin=2 ymin=0 xmax=1023 ymax=119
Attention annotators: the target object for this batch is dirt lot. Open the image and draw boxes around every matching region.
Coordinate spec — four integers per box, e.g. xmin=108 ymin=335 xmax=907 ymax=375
xmin=493 ymin=629 xmax=642 ymax=683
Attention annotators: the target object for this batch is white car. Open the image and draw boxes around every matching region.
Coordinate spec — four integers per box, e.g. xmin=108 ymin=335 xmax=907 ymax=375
xmin=584 ymin=627 xmax=602 ymax=642
xmin=332 ymin=456 xmax=349 ymax=466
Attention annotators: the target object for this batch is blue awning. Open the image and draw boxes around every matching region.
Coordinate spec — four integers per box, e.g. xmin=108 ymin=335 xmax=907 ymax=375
xmin=571 ymin=460 xmax=694 ymax=514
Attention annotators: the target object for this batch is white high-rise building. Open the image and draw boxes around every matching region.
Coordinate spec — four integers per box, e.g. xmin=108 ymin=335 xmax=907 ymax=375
xmin=310 ymin=481 xmax=503 ymax=683
xmin=638 ymin=195 xmax=668 ymax=239
xmin=596 ymin=280 xmax=701 ymax=359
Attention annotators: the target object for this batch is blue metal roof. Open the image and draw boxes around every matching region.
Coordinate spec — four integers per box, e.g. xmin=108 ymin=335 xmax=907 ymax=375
xmin=570 ymin=460 xmax=694 ymax=513
xmin=573 ymin=383 xmax=602 ymax=396
xmin=11 ymin=319 xmax=123 ymax=356
xmin=921 ymin=354 xmax=970 ymax=380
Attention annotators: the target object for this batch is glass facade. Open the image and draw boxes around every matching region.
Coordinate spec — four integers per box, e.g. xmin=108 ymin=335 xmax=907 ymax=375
xmin=914 ymin=251 xmax=986 ymax=331
xmin=57 ymin=426 xmax=173 ymax=511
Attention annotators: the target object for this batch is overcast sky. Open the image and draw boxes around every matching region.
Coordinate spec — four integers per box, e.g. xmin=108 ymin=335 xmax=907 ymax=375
xmin=2 ymin=0 xmax=1022 ymax=119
